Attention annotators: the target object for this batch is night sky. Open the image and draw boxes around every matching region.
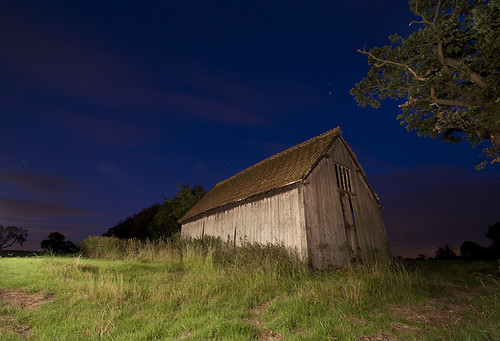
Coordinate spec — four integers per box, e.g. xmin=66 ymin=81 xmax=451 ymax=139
xmin=1 ymin=0 xmax=499 ymax=257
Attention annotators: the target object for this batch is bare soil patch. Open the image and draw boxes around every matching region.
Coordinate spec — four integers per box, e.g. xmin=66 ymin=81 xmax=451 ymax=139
xmin=247 ymin=297 xmax=286 ymax=340
xmin=0 ymin=313 xmax=34 ymax=339
xmin=256 ymin=329 xmax=283 ymax=340
xmin=250 ymin=298 xmax=276 ymax=315
xmin=359 ymin=282 xmax=499 ymax=340
xmin=357 ymin=332 xmax=397 ymax=341
xmin=386 ymin=282 xmax=492 ymax=328
xmin=0 ymin=288 xmax=51 ymax=339
xmin=0 ymin=288 xmax=53 ymax=310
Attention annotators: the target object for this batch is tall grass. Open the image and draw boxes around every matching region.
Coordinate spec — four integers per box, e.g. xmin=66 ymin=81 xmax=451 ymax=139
xmin=1 ymin=236 xmax=498 ymax=340
xmin=80 ymin=234 xmax=306 ymax=275
xmin=78 ymin=235 xmax=495 ymax=306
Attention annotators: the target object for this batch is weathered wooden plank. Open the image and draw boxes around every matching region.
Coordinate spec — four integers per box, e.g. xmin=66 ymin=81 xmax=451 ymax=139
xmin=181 ymin=187 xmax=307 ymax=258
xmin=181 ymin=134 xmax=389 ymax=269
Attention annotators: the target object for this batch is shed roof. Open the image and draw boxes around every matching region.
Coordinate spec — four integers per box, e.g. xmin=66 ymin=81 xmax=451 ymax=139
xmin=180 ymin=127 xmax=342 ymax=222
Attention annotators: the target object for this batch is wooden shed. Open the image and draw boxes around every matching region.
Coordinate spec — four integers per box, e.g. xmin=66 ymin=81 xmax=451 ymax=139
xmin=180 ymin=128 xmax=390 ymax=268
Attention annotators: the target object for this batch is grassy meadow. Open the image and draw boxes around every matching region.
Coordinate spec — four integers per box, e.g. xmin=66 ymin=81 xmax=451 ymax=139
xmin=0 ymin=237 xmax=499 ymax=340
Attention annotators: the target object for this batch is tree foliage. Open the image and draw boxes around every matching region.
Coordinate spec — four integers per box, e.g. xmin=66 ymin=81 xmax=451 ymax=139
xmin=486 ymin=221 xmax=500 ymax=258
xmin=434 ymin=244 xmax=457 ymax=259
xmin=149 ymin=184 xmax=207 ymax=239
xmin=429 ymin=222 xmax=500 ymax=260
xmin=486 ymin=221 xmax=500 ymax=242
xmin=459 ymin=240 xmax=489 ymax=260
xmin=104 ymin=184 xmax=207 ymax=240
xmin=351 ymin=0 xmax=500 ymax=168
xmin=104 ymin=204 xmax=161 ymax=239
xmin=0 ymin=225 xmax=28 ymax=249
xmin=40 ymin=232 xmax=78 ymax=254
xmin=416 ymin=253 xmax=427 ymax=260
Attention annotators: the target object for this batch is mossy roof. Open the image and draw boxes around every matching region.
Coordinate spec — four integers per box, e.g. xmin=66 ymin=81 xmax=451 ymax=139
xmin=180 ymin=127 xmax=342 ymax=222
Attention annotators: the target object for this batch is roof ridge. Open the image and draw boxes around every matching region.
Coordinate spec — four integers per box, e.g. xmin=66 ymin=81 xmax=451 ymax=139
xmin=180 ymin=127 xmax=343 ymax=222
xmin=214 ymin=127 xmax=341 ymax=188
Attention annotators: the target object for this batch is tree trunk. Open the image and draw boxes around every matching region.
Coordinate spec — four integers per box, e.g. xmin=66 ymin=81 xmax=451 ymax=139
xmin=491 ymin=130 xmax=500 ymax=148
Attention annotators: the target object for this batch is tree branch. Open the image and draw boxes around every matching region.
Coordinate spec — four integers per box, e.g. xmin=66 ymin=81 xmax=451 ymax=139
xmin=443 ymin=57 xmax=488 ymax=88
xmin=5 ymin=240 xmax=16 ymax=248
xmin=434 ymin=43 xmax=449 ymax=70
xmin=433 ymin=0 xmax=442 ymax=24
xmin=357 ymin=48 xmax=428 ymax=81
xmin=428 ymin=1 xmax=487 ymax=89
xmin=490 ymin=130 xmax=500 ymax=148
xmin=0 ymin=238 xmax=16 ymax=249
xmin=430 ymin=86 xmax=472 ymax=107
xmin=411 ymin=0 xmax=433 ymax=26
xmin=409 ymin=20 xmax=428 ymax=26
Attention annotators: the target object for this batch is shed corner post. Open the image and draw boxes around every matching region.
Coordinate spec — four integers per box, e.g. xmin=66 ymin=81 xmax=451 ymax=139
xmin=297 ymin=182 xmax=310 ymax=265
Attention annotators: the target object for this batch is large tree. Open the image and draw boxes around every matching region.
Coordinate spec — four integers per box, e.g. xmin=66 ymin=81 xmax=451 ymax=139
xmin=486 ymin=221 xmax=500 ymax=258
xmin=104 ymin=203 xmax=161 ymax=239
xmin=459 ymin=240 xmax=489 ymax=259
xmin=0 ymin=224 xmax=28 ymax=249
xmin=434 ymin=244 xmax=457 ymax=259
xmin=149 ymin=184 xmax=207 ymax=239
xmin=40 ymin=232 xmax=78 ymax=254
xmin=104 ymin=184 xmax=207 ymax=240
xmin=351 ymin=0 xmax=500 ymax=168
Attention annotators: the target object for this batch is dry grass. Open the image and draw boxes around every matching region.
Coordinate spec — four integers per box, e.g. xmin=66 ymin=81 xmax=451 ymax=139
xmin=0 ymin=241 xmax=499 ymax=340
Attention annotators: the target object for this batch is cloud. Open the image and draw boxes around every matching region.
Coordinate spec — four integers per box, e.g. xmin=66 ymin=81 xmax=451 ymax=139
xmin=163 ymin=90 xmax=269 ymax=125
xmin=0 ymin=198 xmax=101 ymax=223
xmin=53 ymin=112 xmax=164 ymax=147
xmin=1 ymin=11 xmax=323 ymax=129
xmin=371 ymin=166 xmax=500 ymax=257
xmin=247 ymin=140 xmax=290 ymax=157
xmin=0 ymin=170 xmax=79 ymax=196
xmin=0 ymin=16 xmax=274 ymax=127
xmin=0 ymin=168 xmax=110 ymax=250
xmin=96 ymin=163 xmax=135 ymax=190
xmin=0 ymin=16 xmax=146 ymax=106
xmin=176 ymin=66 xmax=319 ymax=119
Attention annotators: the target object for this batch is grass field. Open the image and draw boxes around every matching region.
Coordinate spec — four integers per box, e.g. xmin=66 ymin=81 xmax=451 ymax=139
xmin=0 ymin=238 xmax=499 ymax=340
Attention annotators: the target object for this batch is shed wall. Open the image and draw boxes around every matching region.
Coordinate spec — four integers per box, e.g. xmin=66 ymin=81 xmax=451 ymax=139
xmin=351 ymin=167 xmax=390 ymax=263
xmin=301 ymin=144 xmax=349 ymax=268
xmin=302 ymin=138 xmax=390 ymax=268
xmin=181 ymin=187 xmax=308 ymax=260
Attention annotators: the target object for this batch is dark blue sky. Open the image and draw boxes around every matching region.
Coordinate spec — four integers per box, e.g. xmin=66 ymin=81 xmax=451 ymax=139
xmin=1 ymin=0 xmax=498 ymax=257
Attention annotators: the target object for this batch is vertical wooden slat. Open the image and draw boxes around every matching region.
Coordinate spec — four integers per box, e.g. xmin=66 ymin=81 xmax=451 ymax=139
xmin=181 ymin=136 xmax=390 ymax=269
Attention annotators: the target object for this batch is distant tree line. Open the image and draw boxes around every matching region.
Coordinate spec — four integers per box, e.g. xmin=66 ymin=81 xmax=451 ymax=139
xmin=1 ymin=184 xmax=206 ymax=253
xmin=425 ymin=222 xmax=500 ymax=260
xmin=104 ymin=184 xmax=207 ymax=240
